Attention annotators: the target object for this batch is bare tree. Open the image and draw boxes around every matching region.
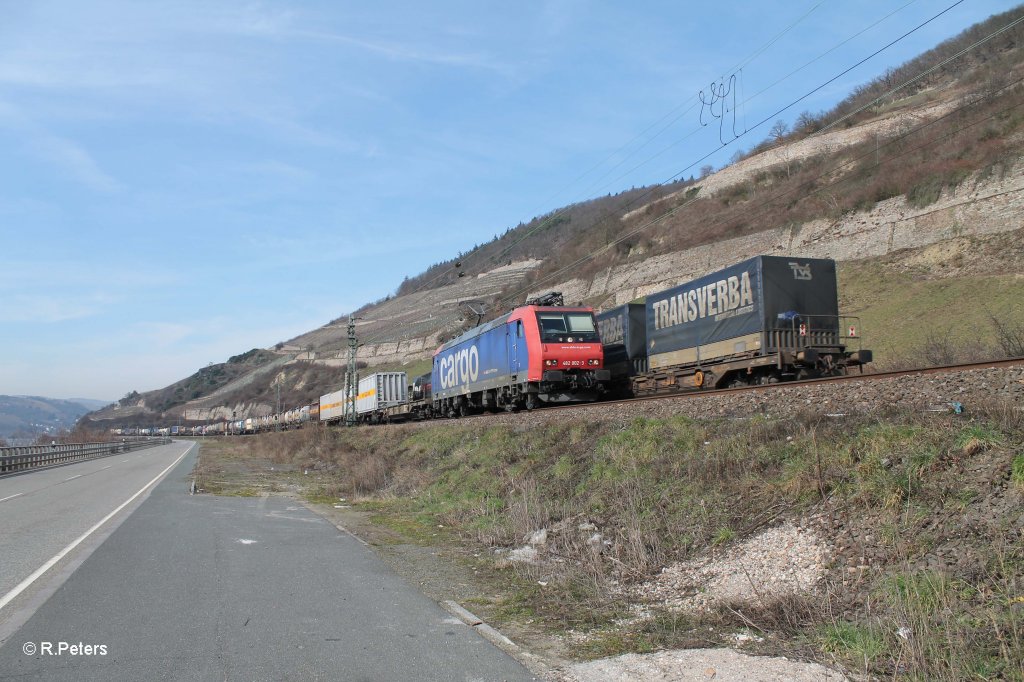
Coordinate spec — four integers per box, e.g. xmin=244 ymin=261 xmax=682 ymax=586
xmin=989 ymin=314 xmax=1024 ymax=357
xmin=795 ymin=111 xmax=819 ymax=134
xmin=769 ymin=119 xmax=789 ymax=143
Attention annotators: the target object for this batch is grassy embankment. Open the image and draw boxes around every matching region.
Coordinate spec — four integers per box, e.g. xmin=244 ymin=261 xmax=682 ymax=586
xmin=196 ymin=402 xmax=1023 ymax=681
xmin=838 ymin=242 xmax=1024 ymax=369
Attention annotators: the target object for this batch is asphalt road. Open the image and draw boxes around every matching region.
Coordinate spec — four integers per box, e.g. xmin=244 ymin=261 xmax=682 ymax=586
xmin=0 ymin=443 xmax=536 ymax=681
xmin=0 ymin=440 xmax=192 ymax=617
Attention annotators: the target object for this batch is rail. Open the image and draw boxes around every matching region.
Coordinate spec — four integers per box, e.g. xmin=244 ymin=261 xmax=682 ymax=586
xmin=0 ymin=438 xmax=171 ymax=475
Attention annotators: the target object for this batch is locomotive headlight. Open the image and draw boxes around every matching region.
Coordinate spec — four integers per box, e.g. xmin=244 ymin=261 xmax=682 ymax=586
xmin=545 ymin=359 xmax=558 ymax=366
xmin=588 ymin=359 xmax=600 ymax=366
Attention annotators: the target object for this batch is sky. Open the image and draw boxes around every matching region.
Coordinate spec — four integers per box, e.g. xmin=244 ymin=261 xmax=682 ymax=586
xmin=0 ymin=0 xmax=1017 ymax=401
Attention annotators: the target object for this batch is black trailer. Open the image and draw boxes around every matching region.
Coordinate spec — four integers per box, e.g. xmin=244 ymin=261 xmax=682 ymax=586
xmin=632 ymin=255 xmax=871 ymax=395
xmin=596 ymin=302 xmax=648 ymax=397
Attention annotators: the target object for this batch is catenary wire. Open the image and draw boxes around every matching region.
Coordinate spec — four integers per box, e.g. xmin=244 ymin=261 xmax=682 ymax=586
xmin=374 ymin=1 xmax=920 ymax=309
xmin=494 ymin=75 xmax=1024 ymax=309
xmin=421 ymin=0 xmax=978 ymax=322
xmin=353 ymin=0 xmax=992 ymax=357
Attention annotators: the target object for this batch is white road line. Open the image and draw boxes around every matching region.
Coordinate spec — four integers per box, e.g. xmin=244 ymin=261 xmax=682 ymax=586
xmin=0 ymin=493 xmax=24 ymax=503
xmin=100 ymin=466 xmax=111 ymax=471
xmin=64 ymin=475 xmax=82 ymax=481
xmin=0 ymin=445 xmax=192 ymax=613
xmin=121 ymin=459 xmax=129 ymax=463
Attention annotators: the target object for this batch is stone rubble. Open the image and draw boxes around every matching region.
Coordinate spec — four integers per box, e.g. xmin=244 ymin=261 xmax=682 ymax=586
xmin=635 ymin=523 xmax=829 ymax=612
xmin=566 ymin=647 xmax=847 ymax=681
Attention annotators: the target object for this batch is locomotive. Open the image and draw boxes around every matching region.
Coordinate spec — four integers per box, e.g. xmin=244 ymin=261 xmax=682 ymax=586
xmin=315 ymin=296 xmax=610 ymax=423
xmin=430 ymin=294 xmax=610 ymax=416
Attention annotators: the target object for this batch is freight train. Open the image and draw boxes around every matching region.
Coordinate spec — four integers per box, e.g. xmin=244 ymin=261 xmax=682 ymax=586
xmin=123 ymin=255 xmax=870 ymax=436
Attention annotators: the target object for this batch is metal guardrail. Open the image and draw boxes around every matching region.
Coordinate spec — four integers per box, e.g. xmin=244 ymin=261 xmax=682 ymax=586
xmin=0 ymin=438 xmax=171 ymax=475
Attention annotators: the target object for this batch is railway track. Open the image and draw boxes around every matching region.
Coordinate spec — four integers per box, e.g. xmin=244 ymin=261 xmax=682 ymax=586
xmin=191 ymin=357 xmax=1024 ymax=433
xmin=470 ymin=356 xmax=1024 ymax=419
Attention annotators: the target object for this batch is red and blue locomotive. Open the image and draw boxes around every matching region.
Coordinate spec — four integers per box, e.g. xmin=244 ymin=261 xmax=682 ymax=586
xmin=431 ymin=294 xmax=610 ymax=416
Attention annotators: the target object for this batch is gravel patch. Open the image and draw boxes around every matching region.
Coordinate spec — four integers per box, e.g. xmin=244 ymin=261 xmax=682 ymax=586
xmin=567 ymin=647 xmax=847 ymax=681
xmin=636 ymin=523 xmax=828 ymax=612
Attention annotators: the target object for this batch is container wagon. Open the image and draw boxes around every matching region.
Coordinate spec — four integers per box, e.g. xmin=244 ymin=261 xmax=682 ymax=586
xmin=381 ymin=372 xmax=435 ymax=422
xmin=356 ymin=372 xmax=408 ymax=424
xmin=625 ymin=255 xmax=870 ymax=395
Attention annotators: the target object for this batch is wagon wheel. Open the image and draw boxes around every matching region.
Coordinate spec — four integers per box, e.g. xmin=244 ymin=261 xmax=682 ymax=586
xmin=525 ymin=393 xmax=539 ymax=411
xmin=458 ymin=401 xmax=470 ymax=418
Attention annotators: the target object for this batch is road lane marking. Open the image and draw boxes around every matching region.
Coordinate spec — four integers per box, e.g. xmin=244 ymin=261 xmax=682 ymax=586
xmin=121 ymin=460 xmax=129 ymax=463
xmin=0 ymin=493 xmax=24 ymax=503
xmin=101 ymin=466 xmax=111 ymax=471
xmin=0 ymin=445 xmax=193 ymax=613
xmin=64 ymin=475 xmax=82 ymax=481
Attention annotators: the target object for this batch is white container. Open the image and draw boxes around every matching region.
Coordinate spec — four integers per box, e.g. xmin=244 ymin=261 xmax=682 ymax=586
xmin=356 ymin=372 xmax=407 ymax=415
xmin=319 ymin=388 xmax=349 ymax=423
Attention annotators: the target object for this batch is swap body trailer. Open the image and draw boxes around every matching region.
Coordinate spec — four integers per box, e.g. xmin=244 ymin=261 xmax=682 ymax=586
xmin=319 ymin=387 xmax=347 ymax=424
xmin=319 ymin=372 xmax=408 ymax=424
xmin=596 ymin=302 xmax=648 ymax=397
xmin=628 ymin=255 xmax=871 ymax=395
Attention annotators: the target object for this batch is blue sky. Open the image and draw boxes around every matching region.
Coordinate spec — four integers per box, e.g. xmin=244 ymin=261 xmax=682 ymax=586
xmin=0 ymin=0 xmax=1016 ymax=401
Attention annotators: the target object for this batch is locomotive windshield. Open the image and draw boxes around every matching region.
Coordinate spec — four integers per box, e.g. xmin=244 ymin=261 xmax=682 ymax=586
xmin=536 ymin=312 xmax=600 ymax=343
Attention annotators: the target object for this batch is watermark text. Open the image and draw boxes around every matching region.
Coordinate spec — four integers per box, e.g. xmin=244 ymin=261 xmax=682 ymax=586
xmin=22 ymin=641 xmax=108 ymax=657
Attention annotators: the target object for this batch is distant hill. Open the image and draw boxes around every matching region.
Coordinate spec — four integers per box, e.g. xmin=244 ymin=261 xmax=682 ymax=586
xmin=0 ymin=396 xmax=111 ymax=445
xmin=82 ymin=348 xmax=296 ymax=428
xmin=68 ymin=398 xmax=111 ymax=411
xmin=80 ymin=7 xmax=1024 ymax=430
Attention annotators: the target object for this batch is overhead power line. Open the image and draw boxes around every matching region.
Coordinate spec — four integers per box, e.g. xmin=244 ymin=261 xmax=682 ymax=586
xmin=353 ymin=0 xmax=1005 ymax=355
xmin=381 ymin=0 xmax=916 ymax=308
xmin=459 ymin=0 xmax=983 ymax=314
xmin=494 ymin=75 xmax=1024 ymax=309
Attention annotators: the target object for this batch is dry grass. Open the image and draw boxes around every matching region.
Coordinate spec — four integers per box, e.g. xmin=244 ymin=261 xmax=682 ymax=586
xmin=193 ymin=401 xmax=1024 ymax=678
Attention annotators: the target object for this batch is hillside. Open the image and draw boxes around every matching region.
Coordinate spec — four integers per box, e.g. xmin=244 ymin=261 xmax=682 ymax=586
xmin=81 ymin=7 xmax=1024 ymax=430
xmin=0 ymin=395 xmax=110 ymax=445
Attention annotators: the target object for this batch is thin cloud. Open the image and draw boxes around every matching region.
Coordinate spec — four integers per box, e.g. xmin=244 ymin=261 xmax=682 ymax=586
xmin=0 ymin=100 xmax=122 ymax=193
xmin=299 ymin=28 xmax=514 ymax=75
xmin=235 ymin=160 xmax=315 ymax=181
xmin=0 ymin=292 xmax=119 ymax=323
xmin=32 ymin=133 xmax=123 ymax=193
xmin=0 ymin=260 xmax=180 ymax=289
xmin=128 ymin=322 xmax=195 ymax=347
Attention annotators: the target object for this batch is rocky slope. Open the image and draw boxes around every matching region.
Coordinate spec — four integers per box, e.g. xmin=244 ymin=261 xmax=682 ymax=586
xmin=80 ymin=8 xmax=1024 ymax=428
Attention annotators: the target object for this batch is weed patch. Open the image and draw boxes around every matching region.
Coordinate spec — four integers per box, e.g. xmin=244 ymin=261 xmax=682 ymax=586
xmin=192 ymin=401 xmax=1023 ymax=677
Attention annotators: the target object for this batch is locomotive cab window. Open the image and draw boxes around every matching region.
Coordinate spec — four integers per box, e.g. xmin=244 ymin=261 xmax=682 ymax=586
xmin=536 ymin=312 xmax=599 ymax=343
